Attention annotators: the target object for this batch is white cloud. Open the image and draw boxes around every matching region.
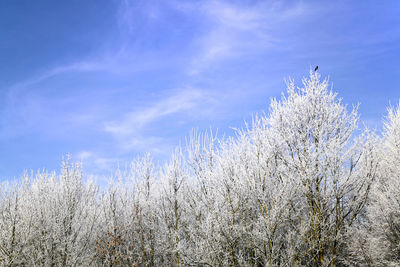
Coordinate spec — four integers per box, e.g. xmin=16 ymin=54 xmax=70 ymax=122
xmin=75 ymin=150 xmax=120 ymax=171
xmin=72 ymin=151 xmax=121 ymax=185
xmin=76 ymin=151 xmax=94 ymax=161
xmin=182 ymin=0 xmax=310 ymax=75
xmin=104 ymin=88 xmax=213 ymax=136
xmin=103 ymin=88 xmax=217 ymax=152
xmin=9 ymin=62 xmax=104 ymax=92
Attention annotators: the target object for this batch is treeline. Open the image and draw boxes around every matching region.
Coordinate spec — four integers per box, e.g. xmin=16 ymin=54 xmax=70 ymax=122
xmin=0 ymin=71 xmax=398 ymax=266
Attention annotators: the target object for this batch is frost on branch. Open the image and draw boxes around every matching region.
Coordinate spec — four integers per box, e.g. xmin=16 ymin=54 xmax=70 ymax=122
xmin=352 ymin=103 xmax=400 ymax=266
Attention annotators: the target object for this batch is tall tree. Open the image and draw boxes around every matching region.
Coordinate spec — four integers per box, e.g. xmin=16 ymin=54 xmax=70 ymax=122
xmin=263 ymin=71 xmax=378 ymax=266
xmin=358 ymin=103 xmax=400 ymax=266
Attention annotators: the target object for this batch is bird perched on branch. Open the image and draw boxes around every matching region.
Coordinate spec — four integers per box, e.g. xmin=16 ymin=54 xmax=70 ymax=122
xmin=314 ymin=66 xmax=319 ymax=71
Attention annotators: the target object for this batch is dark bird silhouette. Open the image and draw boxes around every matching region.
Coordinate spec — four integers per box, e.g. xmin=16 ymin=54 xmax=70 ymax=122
xmin=314 ymin=66 xmax=319 ymax=71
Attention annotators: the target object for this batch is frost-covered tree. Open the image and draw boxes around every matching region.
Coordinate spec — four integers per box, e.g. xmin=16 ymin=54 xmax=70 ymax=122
xmin=0 ymin=181 xmax=24 ymax=266
xmin=22 ymin=160 xmax=99 ymax=266
xmin=0 ymin=159 xmax=100 ymax=266
xmin=176 ymin=70 xmax=378 ymax=266
xmin=157 ymin=150 xmax=190 ymax=267
xmin=261 ymin=71 xmax=378 ymax=266
xmin=355 ymin=103 xmax=400 ymax=266
xmin=95 ymin=154 xmax=159 ymax=266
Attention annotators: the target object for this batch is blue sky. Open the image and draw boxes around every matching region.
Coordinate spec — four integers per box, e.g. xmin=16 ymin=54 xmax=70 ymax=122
xmin=1 ymin=0 xmax=399 ymax=179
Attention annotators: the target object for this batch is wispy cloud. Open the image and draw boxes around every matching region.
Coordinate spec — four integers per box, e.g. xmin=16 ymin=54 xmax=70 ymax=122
xmin=76 ymin=151 xmax=94 ymax=161
xmin=104 ymin=88 xmax=216 ymax=151
xmin=181 ymin=0 xmax=310 ymax=75
xmin=8 ymin=62 xmax=104 ymax=91
xmin=73 ymin=150 xmax=121 ymax=183
xmin=104 ymin=89 xmax=211 ymax=135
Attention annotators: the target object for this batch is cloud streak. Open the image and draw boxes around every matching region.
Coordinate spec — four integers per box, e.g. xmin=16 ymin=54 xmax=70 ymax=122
xmin=103 ymin=88 xmax=216 ymax=152
xmin=182 ymin=0 xmax=311 ymax=75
